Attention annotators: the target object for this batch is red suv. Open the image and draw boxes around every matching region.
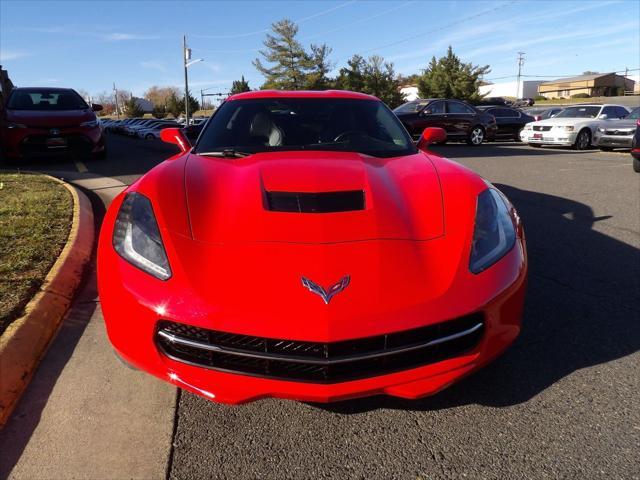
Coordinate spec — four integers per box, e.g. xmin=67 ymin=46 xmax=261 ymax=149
xmin=394 ymin=99 xmax=497 ymax=145
xmin=1 ymin=87 xmax=106 ymax=161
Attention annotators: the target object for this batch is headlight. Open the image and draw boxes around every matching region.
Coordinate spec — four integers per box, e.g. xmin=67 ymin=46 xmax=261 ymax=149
xmin=523 ymin=124 xmax=532 ymax=130
xmin=597 ymin=127 xmax=605 ymax=133
xmin=113 ymin=192 xmax=172 ymax=280
xmin=80 ymin=120 xmax=99 ymax=128
xmin=7 ymin=122 xmax=27 ymax=129
xmin=554 ymin=125 xmax=574 ymax=131
xmin=469 ymin=189 xmax=516 ymax=274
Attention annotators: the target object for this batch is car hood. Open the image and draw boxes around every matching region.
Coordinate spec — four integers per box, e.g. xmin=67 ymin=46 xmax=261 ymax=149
xmin=531 ymin=117 xmax=596 ymax=127
xmin=598 ymin=119 xmax=638 ymax=129
xmin=5 ymin=108 xmax=95 ymax=127
xmin=183 ymin=150 xmax=445 ymax=244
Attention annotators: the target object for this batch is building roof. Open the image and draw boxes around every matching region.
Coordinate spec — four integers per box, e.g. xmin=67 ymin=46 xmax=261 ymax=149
xmin=228 ymin=90 xmax=378 ymax=101
xmin=541 ymin=73 xmax=615 ymax=85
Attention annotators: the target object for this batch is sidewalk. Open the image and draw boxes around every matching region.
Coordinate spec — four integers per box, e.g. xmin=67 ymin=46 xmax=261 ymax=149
xmin=0 ymin=174 xmax=176 ymax=480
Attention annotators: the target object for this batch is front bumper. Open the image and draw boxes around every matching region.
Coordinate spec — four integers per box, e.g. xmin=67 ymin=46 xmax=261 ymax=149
xmin=520 ymin=129 xmax=577 ymax=146
xmin=1 ymin=125 xmax=104 ymax=159
xmin=593 ymin=133 xmax=633 ymax=148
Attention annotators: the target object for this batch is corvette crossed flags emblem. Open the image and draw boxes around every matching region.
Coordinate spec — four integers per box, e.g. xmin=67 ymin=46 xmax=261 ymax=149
xmin=301 ymin=276 xmax=350 ymax=304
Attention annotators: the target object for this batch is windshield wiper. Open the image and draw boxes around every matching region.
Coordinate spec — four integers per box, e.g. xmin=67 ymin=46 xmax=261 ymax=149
xmin=197 ymin=149 xmax=251 ymax=158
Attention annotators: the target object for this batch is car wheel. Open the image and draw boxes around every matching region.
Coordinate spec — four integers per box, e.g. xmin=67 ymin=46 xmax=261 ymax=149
xmin=573 ymin=129 xmax=591 ymax=150
xmin=634 ymin=157 xmax=640 ymax=173
xmin=466 ymin=126 xmax=485 ymax=146
xmin=514 ymin=130 xmax=523 ymax=142
xmin=146 ymin=134 xmax=154 ymax=139
xmin=599 ymin=147 xmax=613 ymax=152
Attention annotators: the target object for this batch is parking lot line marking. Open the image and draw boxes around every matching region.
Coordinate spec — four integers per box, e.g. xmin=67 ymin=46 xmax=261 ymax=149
xmin=74 ymin=161 xmax=88 ymax=173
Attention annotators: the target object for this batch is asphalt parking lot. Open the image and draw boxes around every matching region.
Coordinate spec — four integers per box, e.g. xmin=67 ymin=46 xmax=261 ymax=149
xmin=3 ymin=134 xmax=639 ymax=479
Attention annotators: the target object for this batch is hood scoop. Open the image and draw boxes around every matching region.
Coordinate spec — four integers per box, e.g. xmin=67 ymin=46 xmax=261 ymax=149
xmin=265 ymin=190 xmax=365 ymax=213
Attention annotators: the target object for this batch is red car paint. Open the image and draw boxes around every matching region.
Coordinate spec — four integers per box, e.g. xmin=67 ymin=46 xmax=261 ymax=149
xmin=1 ymin=87 xmax=105 ymax=160
xmin=98 ymin=90 xmax=527 ymax=404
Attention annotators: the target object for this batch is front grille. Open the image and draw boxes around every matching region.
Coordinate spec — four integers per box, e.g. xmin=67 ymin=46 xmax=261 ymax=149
xmin=156 ymin=313 xmax=485 ymax=383
xmin=265 ymin=190 xmax=365 ymax=213
xmin=603 ymin=129 xmax=634 ymax=136
xmin=20 ymin=134 xmax=92 ymax=155
xmin=533 ymin=126 xmax=552 ymax=131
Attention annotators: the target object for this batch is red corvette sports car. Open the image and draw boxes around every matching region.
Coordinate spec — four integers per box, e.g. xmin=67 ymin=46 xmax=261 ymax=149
xmin=98 ymin=90 xmax=527 ymax=404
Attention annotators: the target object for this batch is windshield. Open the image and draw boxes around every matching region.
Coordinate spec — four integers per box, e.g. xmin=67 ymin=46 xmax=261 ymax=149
xmin=195 ymin=98 xmax=416 ymax=158
xmin=554 ymin=106 xmax=601 ymax=119
xmin=626 ymin=107 xmax=640 ymax=119
xmin=8 ymin=89 xmax=88 ymax=111
xmin=393 ymin=100 xmax=430 ymax=114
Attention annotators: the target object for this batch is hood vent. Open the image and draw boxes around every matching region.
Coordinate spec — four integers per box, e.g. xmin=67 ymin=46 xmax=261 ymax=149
xmin=266 ymin=190 xmax=365 ymax=213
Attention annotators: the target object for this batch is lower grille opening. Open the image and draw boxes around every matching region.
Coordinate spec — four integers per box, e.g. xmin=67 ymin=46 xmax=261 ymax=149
xmin=156 ymin=314 xmax=485 ymax=383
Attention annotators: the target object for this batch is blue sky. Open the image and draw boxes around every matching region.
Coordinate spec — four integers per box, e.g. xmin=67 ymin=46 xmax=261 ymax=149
xmin=1 ymin=0 xmax=638 ymax=99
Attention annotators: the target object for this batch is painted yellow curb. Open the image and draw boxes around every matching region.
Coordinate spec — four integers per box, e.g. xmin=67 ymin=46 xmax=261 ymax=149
xmin=0 ymin=175 xmax=94 ymax=428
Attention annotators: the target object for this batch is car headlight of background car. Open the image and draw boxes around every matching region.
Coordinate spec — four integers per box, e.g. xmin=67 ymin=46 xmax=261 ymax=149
xmin=112 ymin=192 xmax=172 ymax=280
xmin=554 ymin=125 xmax=574 ymax=131
xmin=523 ymin=124 xmax=532 ymax=130
xmin=469 ymin=189 xmax=516 ymax=274
xmin=80 ymin=120 xmax=99 ymax=128
xmin=597 ymin=127 xmax=606 ymax=133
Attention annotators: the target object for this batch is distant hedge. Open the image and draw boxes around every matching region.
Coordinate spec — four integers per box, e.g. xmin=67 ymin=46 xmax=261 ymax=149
xmin=571 ymin=93 xmax=591 ymax=98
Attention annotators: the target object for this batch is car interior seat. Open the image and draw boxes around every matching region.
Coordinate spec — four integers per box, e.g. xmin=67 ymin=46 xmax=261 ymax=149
xmin=249 ymin=111 xmax=283 ymax=146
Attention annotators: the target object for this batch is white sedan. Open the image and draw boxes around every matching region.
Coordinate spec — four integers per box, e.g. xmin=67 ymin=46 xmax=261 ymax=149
xmin=520 ymin=104 xmax=630 ymax=150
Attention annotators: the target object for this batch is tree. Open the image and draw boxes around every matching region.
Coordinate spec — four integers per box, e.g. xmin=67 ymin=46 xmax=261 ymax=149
xmin=152 ymin=105 xmax=167 ymax=118
xmin=144 ymin=86 xmax=181 ymax=108
xmin=305 ymin=44 xmax=334 ymax=90
xmin=362 ymin=55 xmax=404 ymax=108
xmin=185 ymin=92 xmax=200 ymax=114
xmin=335 ymin=54 xmax=403 ymax=108
xmin=253 ymin=19 xmax=311 ymax=89
xmin=417 ymin=46 xmax=490 ymax=102
xmin=166 ymin=92 xmax=182 ymax=117
xmin=335 ymin=55 xmax=366 ymax=93
xmin=124 ymin=95 xmax=144 ymax=118
xmin=230 ymin=75 xmax=251 ymax=95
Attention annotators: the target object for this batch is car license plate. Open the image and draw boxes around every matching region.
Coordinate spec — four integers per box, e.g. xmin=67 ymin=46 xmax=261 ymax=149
xmin=533 ymin=133 xmax=543 ymax=139
xmin=46 ymin=137 xmax=67 ymax=148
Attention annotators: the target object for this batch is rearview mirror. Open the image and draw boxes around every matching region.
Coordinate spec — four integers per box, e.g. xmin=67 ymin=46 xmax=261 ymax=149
xmin=160 ymin=128 xmax=191 ymax=153
xmin=92 ymin=103 xmax=103 ymax=112
xmin=417 ymin=127 xmax=446 ymax=151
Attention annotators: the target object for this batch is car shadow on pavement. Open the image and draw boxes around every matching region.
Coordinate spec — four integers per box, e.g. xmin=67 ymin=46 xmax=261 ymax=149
xmin=316 ymin=184 xmax=640 ymax=414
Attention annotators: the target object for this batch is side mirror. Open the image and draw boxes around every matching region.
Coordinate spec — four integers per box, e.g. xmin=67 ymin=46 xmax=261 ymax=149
xmin=92 ymin=104 xmax=103 ymax=112
xmin=417 ymin=127 xmax=446 ymax=151
xmin=598 ymin=114 xmax=608 ymax=119
xmin=160 ymin=128 xmax=191 ymax=153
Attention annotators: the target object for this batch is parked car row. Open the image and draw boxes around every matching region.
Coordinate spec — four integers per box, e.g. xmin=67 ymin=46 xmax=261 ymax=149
xmin=101 ymin=118 xmax=180 ymax=139
xmin=392 ymin=98 xmax=638 ymax=152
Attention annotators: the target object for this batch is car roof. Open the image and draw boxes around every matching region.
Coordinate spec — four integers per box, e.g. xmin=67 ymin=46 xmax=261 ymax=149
xmin=227 ymin=90 xmax=379 ymax=101
xmin=12 ymin=87 xmax=76 ymax=92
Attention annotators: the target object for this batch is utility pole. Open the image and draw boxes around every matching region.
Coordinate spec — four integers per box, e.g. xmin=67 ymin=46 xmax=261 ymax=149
xmin=516 ymin=52 xmax=525 ymax=99
xmin=113 ymin=82 xmax=120 ymax=119
xmin=183 ymin=35 xmax=190 ymax=126
xmin=200 ymin=89 xmax=204 ymax=111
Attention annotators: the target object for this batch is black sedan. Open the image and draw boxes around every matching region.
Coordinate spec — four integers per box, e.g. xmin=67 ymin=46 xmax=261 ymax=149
xmin=394 ymin=99 xmax=497 ymax=145
xmin=477 ymin=106 xmax=535 ymax=141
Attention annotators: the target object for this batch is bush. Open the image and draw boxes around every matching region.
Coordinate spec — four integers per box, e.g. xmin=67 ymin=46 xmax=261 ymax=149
xmin=534 ymin=95 xmax=546 ymax=101
xmin=571 ymin=93 xmax=591 ymax=98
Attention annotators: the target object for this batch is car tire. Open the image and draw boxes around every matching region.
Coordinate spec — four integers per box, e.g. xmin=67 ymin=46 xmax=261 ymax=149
xmin=573 ymin=129 xmax=591 ymax=150
xmin=599 ymin=147 xmax=613 ymax=152
xmin=514 ymin=130 xmax=523 ymax=142
xmin=146 ymin=134 xmax=154 ymax=139
xmin=634 ymin=157 xmax=640 ymax=173
xmin=466 ymin=126 xmax=485 ymax=146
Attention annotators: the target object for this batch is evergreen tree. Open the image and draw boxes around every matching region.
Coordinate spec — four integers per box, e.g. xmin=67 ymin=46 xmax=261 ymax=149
xmin=417 ymin=46 xmax=490 ymax=102
xmin=166 ymin=92 xmax=182 ymax=117
xmin=305 ymin=44 xmax=334 ymax=90
xmin=335 ymin=55 xmax=366 ymax=93
xmin=230 ymin=75 xmax=251 ymax=94
xmin=362 ymin=55 xmax=403 ymax=108
xmin=253 ymin=19 xmax=311 ymax=89
xmin=124 ymin=96 xmax=144 ymax=118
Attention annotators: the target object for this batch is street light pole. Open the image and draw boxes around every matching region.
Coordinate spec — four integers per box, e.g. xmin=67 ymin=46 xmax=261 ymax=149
xmin=516 ymin=52 xmax=525 ymax=99
xmin=183 ymin=35 xmax=190 ymax=126
xmin=113 ymin=82 xmax=120 ymax=119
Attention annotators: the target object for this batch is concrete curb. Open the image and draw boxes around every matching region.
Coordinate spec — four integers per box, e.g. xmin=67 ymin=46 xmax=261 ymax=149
xmin=0 ymin=174 xmax=94 ymax=428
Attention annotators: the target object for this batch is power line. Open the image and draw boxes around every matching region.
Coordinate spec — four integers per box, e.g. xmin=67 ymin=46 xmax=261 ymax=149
xmin=337 ymin=0 xmax=518 ymax=62
xmin=191 ymin=0 xmax=356 ymax=40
